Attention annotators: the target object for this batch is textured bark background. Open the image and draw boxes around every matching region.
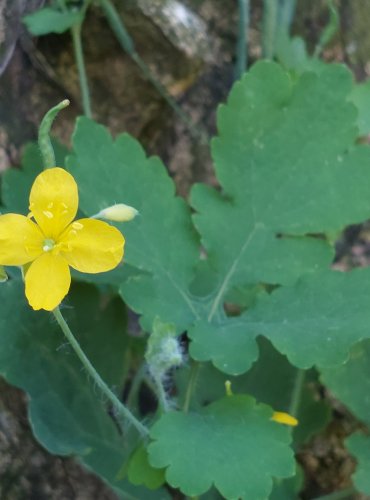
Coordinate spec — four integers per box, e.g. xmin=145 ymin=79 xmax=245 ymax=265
xmin=0 ymin=0 xmax=370 ymax=498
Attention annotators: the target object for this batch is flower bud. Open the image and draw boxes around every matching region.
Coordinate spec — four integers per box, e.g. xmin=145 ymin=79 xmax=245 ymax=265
xmin=271 ymin=411 xmax=298 ymax=427
xmin=145 ymin=318 xmax=184 ymax=380
xmin=97 ymin=203 xmax=138 ymax=222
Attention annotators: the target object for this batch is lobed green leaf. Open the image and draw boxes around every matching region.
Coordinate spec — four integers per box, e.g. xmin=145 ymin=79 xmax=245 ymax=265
xmin=148 ymin=395 xmax=295 ymax=499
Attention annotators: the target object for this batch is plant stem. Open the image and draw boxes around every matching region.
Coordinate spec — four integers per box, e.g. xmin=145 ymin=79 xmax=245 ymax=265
xmin=52 ymin=307 xmax=149 ymax=436
xmin=38 ymin=100 xmax=70 ymax=169
xmin=288 ymin=368 xmax=305 ymax=417
xmin=278 ymin=0 xmax=297 ymax=33
xmin=98 ymin=0 xmax=208 ymax=144
xmin=262 ymin=0 xmax=278 ymax=59
xmin=71 ymin=23 xmax=92 ymax=118
xmin=126 ymin=363 xmax=146 ymax=411
xmin=183 ymin=362 xmax=200 ymax=413
xmin=152 ymin=373 xmax=170 ymax=413
xmin=235 ymin=0 xmax=249 ymax=80
xmin=313 ymin=486 xmax=356 ymax=500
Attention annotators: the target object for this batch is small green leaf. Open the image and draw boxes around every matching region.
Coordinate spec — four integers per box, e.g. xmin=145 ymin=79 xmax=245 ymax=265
xmin=148 ymin=395 xmax=295 ymax=499
xmin=23 ymin=7 xmax=83 ymax=36
xmin=270 ymin=465 xmax=303 ymax=500
xmin=349 ymin=80 xmax=370 ymax=136
xmin=320 ymin=339 xmax=370 ymax=426
xmin=346 ymin=433 xmax=370 ymax=495
xmin=127 ymin=445 xmax=166 ymax=490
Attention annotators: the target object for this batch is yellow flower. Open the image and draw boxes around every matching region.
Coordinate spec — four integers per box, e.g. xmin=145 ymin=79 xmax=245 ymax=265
xmin=0 ymin=168 xmax=125 ymax=311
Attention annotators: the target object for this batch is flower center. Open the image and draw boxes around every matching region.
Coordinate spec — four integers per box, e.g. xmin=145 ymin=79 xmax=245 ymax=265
xmin=42 ymin=238 xmax=55 ymax=252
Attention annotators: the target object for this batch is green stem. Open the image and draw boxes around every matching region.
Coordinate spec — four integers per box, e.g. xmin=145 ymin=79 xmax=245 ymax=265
xmin=71 ymin=23 xmax=92 ymax=118
xmin=98 ymin=0 xmax=208 ymax=144
xmin=288 ymin=368 xmax=305 ymax=417
xmin=262 ymin=0 xmax=278 ymax=59
xmin=126 ymin=363 xmax=146 ymax=410
xmin=152 ymin=373 xmax=170 ymax=413
xmin=235 ymin=0 xmax=249 ymax=80
xmin=52 ymin=307 xmax=149 ymax=436
xmin=183 ymin=362 xmax=200 ymax=413
xmin=278 ymin=0 xmax=297 ymax=33
xmin=313 ymin=486 xmax=356 ymax=500
xmin=38 ymin=100 xmax=70 ymax=169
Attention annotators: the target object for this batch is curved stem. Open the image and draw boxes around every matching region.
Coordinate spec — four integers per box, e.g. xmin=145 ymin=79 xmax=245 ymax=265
xmin=183 ymin=362 xmax=200 ymax=413
xmin=71 ymin=23 xmax=92 ymax=118
xmin=98 ymin=0 xmax=208 ymax=144
xmin=288 ymin=368 xmax=305 ymax=417
xmin=38 ymin=100 xmax=70 ymax=169
xmin=52 ymin=307 xmax=149 ymax=436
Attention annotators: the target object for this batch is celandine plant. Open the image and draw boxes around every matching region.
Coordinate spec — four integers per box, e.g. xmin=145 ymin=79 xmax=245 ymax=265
xmin=2 ymin=60 xmax=370 ymax=499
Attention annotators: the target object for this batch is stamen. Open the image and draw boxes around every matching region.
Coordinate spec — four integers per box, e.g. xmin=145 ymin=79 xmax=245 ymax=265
xmin=43 ymin=238 xmax=55 ymax=252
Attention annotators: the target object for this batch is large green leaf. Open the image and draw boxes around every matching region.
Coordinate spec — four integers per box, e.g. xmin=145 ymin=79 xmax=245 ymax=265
xmin=0 ymin=278 xmax=167 ymax=499
xmin=189 ymin=61 xmax=370 ymax=373
xmin=176 ymin=339 xmax=330 ymax=446
xmin=191 ymin=267 xmax=370 ymax=373
xmin=148 ymin=395 xmax=295 ymax=499
xmin=67 ymin=118 xmax=200 ymax=331
xmin=192 ymin=61 xmax=370 ymax=304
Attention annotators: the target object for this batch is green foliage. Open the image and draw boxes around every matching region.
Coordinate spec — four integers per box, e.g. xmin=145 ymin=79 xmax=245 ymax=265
xmin=148 ymin=395 xmax=295 ymax=499
xmin=176 ymin=339 xmax=330 ymax=447
xmin=4 ymin=57 xmax=370 ymax=499
xmin=23 ymin=6 xmax=83 ymax=35
xmin=0 ymin=279 xmax=167 ymax=499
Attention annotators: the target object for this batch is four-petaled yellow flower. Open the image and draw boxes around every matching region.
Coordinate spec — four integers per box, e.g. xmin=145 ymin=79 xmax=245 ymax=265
xmin=0 ymin=167 xmax=125 ymax=311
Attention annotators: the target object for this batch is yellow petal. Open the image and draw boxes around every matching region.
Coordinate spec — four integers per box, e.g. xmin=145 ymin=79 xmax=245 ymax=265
xmin=25 ymin=253 xmax=71 ymax=311
xmin=0 ymin=214 xmax=44 ymax=265
xmin=59 ymin=218 xmax=125 ymax=273
xmin=29 ymin=167 xmax=78 ymax=239
xmin=271 ymin=412 xmax=298 ymax=427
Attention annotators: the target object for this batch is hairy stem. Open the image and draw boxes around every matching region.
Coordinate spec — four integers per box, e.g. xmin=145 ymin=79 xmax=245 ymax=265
xmin=152 ymin=373 xmax=170 ymax=413
xmin=52 ymin=307 xmax=149 ymax=436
